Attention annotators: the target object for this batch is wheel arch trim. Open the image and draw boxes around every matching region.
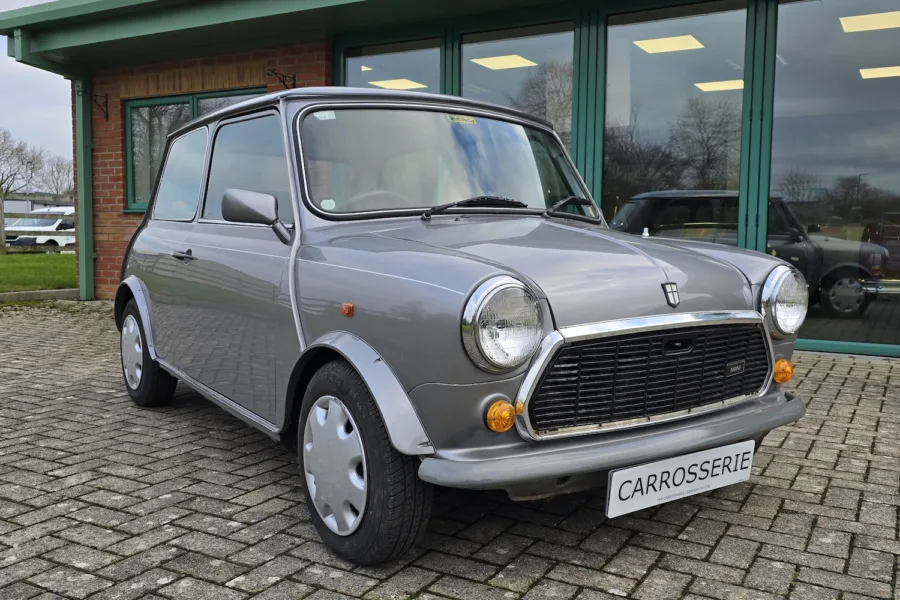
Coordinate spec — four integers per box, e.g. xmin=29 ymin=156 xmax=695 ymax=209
xmin=285 ymin=331 xmax=434 ymax=456
xmin=115 ymin=276 xmax=157 ymax=361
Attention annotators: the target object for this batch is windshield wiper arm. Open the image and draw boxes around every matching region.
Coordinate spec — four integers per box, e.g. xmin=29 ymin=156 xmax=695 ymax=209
xmin=421 ymin=196 xmax=528 ymax=220
xmin=543 ymin=196 xmax=594 ymax=219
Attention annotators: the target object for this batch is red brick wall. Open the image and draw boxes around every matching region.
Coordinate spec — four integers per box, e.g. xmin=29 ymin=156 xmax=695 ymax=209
xmin=81 ymin=40 xmax=332 ymax=299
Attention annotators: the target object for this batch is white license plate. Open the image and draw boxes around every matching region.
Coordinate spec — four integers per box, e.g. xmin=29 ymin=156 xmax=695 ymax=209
xmin=606 ymin=440 xmax=755 ymax=518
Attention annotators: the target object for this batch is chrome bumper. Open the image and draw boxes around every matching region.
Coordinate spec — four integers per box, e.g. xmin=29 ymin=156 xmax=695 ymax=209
xmin=862 ymin=280 xmax=900 ymax=294
xmin=418 ymin=389 xmax=804 ymax=490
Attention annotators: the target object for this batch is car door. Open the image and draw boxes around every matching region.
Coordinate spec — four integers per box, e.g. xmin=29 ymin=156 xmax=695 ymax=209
xmin=130 ymin=127 xmax=209 ymax=366
xmin=765 ymin=200 xmax=815 ymax=282
xmin=176 ymin=112 xmax=296 ymax=423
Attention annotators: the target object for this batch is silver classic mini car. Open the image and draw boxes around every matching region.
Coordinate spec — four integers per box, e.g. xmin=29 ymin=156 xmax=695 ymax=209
xmin=115 ymin=88 xmax=807 ymax=564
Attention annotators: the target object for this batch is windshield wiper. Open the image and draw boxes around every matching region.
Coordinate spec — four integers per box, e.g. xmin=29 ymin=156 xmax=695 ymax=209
xmin=543 ymin=196 xmax=595 ymax=219
xmin=421 ymin=196 xmax=528 ymax=220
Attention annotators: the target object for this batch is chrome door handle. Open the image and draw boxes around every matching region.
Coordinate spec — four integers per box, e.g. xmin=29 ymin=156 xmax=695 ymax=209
xmin=172 ymin=249 xmax=193 ymax=261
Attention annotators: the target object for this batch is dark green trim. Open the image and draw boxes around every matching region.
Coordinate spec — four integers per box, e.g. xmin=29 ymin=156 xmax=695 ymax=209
xmin=571 ymin=6 xmax=604 ymax=203
xmin=124 ymin=88 xmax=264 ymax=210
xmin=751 ymin=0 xmax=778 ymax=252
xmin=0 ymin=0 xmax=164 ymax=34
xmin=74 ymin=79 xmax=95 ymax=301
xmin=796 ymin=339 xmax=900 ymax=359
xmin=11 ymin=28 xmax=84 ymax=77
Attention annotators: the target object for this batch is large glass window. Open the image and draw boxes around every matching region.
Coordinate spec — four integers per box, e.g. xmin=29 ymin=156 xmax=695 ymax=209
xmin=769 ymin=0 xmax=900 ymax=344
xmin=153 ymin=128 xmax=208 ymax=221
xmin=130 ymin=102 xmax=191 ymax=208
xmin=126 ymin=89 xmax=265 ymax=211
xmin=602 ymin=2 xmax=747 ymax=229
xmin=203 ymin=115 xmax=293 ymax=224
xmin=462 ymin=24 xmax=574 ymax=147
xmin=345 ymin=40 xmax=440 ymax=91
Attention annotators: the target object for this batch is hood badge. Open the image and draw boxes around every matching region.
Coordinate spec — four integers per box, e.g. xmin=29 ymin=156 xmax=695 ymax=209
xmin=662 ymin=282 xmax=680 ymax=308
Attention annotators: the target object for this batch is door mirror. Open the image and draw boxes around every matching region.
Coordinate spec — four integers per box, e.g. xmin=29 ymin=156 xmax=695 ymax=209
xmin=806 ymin=223 xmax=821 ymax=234
xmin=222 ymin=189 xmax=291 ymax=244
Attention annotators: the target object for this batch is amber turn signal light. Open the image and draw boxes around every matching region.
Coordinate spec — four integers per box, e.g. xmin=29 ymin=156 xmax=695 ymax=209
xmin=485 ymin=400 xmax=516 ymax=433
xmin=773 ymin=359 xmax=793 ymax=384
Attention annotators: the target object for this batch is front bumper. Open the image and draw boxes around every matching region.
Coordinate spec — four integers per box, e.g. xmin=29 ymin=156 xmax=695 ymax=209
xmin=418 ymin=389 xmax=804 ymax=491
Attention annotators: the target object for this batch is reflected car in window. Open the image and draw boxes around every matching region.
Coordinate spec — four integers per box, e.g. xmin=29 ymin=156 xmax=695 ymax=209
xmin=115 ymin=89 xmax=806 ymax=565
xmin=609 ymin=191 xmax=891 ymax=318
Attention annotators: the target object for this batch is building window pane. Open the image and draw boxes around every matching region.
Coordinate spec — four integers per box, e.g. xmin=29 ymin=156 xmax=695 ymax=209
xmin=602 ymin=2 xmax=747 ymax=239
xmin=770 ymin=0 xmax=900 ymax=344
xmin=203 ymin=115 xmax=293 ymax=224
xmin=153 ymin=128 xmax=208 ymax=221
xmin=197 ymin=92 xmax=263 ymax=116
xmin=130 ymin=103 xmax=191 ymax=206
xmin=345 ymin=40 xmax=440 ymax=91
xmin=462 ymin=24 xmax=574 ymax=147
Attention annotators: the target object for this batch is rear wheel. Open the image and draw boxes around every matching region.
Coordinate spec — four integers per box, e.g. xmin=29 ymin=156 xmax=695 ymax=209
xmin=299 ymin=360 xmax=432 ymax=565
xmin=120 ymin=300 xmax=176 ymax=407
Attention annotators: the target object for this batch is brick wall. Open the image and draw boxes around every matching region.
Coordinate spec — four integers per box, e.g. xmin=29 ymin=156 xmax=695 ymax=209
xmin=80 ymin=40 xmax=332 ymax=299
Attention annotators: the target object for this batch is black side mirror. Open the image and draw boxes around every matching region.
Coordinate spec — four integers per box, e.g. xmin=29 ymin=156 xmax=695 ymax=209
xmin=222 ymin=188 xmax=291 ymax=244
xmin=806 ymin=223 xmax=821 ymax=234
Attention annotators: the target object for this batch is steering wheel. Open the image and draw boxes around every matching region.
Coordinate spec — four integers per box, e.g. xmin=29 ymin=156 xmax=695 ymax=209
xmin=340 ymin=189 xmax=411 ymax=212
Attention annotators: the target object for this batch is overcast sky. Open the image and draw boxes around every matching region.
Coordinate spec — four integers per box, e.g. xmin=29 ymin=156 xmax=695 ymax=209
xmin=0 ymin=0 xmax=72 ymax=159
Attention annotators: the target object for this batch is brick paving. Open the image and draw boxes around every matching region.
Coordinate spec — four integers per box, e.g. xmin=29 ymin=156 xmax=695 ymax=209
xmin=0 ymin=301 xmax=898 ymax=600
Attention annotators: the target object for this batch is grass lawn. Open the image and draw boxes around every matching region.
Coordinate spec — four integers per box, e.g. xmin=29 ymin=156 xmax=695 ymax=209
xmin=0 ymin=253 xmax=77 ymax=293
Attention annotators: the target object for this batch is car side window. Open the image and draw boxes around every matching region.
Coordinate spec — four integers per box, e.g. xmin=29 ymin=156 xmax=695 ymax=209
xmin=767 ymin=201 xmax=793 ymax=236
xmin=153 ymin=128 xmax=208 ymax=221
xmin=203 ymin=114 xmax=293 ymax=225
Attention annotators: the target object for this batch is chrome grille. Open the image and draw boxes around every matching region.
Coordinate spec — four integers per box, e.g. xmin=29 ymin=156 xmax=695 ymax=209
xmin=528 ymin=323 xmax=770 ymax=434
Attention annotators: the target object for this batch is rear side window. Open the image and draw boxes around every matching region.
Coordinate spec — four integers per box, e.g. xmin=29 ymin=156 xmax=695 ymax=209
xmin=153 ymin=128 xmax=208 ymax=221
xmin=203 ymin=115 xmax=293 ymax=225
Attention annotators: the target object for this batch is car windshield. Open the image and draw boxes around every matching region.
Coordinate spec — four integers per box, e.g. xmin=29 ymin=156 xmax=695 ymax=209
xmin=301 ymin=108 xmax=597 ymax=218
xmin=11 ymin=217 xmax=59 ymax=227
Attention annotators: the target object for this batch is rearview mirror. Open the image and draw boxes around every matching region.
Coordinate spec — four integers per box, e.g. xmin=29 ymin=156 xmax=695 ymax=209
xmin=222 ymin=189 xmax=291 ymax=244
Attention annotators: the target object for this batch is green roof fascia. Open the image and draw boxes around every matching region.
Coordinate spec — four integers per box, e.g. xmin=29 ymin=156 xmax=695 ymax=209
xmin=28 ymin=0 xmax=366 ymax=53
xmin=10 ymin=28 xmax=85 ymax=77
xmin=0 ymin=0 xmax=167 ymax=35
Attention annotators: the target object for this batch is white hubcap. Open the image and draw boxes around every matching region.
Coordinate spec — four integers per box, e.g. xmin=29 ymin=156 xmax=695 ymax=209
xmin=121 ymin=315 xmax=144 ymax=390
xmin=303 ymin=395 xmax=367 ymax=536
xmin=828 ymin=277 xmax=864 ymax=314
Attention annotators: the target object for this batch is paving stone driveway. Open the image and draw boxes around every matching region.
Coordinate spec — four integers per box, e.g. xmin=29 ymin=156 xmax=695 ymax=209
xmin=1 ymin=302 xmax=898 ymax=600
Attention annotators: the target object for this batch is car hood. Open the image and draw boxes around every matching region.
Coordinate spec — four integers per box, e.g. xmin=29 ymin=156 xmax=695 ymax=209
xmin=808 ymin=234 xmax=888 ymax=257
xmin=371 ymin=216 xmax=754 ymax=328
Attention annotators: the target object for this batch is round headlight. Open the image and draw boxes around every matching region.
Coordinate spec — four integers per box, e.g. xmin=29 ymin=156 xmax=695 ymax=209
xmin=462 ymin=277 xmax=543 ymax=373
xmin=761 ymin=266 xmax=808 ymax=337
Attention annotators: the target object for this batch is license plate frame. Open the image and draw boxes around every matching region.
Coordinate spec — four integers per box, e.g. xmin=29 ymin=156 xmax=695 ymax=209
xmin=606 ymin=440 xmax=755 ymax=518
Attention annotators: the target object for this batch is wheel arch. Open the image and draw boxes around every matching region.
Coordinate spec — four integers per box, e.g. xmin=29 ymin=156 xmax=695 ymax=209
xmin=820 ymin=263 xmax=872 ymax=285
xmin=283 ymin=332 xmax=434 ymax=456
xmin=115 ymin=276 xmax=158 ymax=360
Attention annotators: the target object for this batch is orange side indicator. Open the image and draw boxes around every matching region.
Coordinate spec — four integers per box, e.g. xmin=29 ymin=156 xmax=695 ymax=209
xmin=486 ymin=400 xmax=516 ymax=433
xmin=341 ymin=303 xmax=354 ymax=317
xmin=773 ymin=359 xmax=793 ymax=384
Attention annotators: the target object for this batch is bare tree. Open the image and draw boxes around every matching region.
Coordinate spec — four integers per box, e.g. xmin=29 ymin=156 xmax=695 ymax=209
xmin=778 ymin=167 xmax=821 ymax=204
xmin=39 ymin=155 xmax=74 ymax=196
xmin=669 ymin=97 xmax=741 ymax=189
xmin=509 ymin=60 xmax=574 ymax=147
xmin=0 ymin=128 xmax=45 ymax=253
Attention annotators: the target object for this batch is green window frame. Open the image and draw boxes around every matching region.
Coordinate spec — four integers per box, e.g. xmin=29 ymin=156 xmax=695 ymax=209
xmin=124 ymin=88 xmax=266 ymax=212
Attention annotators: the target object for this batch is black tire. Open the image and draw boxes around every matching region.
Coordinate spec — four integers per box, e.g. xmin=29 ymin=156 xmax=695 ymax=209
xmin=299 ymin=359 xmax=432 ymax=565
xmin=43 ymin=240 xmax=58 ymax=247
xmin=819 ymin=270 xmax=870 ymax=318
xmin=120 ymin=299 xmax=177 ymax=407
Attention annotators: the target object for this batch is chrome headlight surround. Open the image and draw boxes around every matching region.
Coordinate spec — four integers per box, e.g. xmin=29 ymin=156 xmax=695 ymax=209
xmin=462 ymin=276 xmax=543 ymax=373
xmin=760 ymin=265 xmax=808 ymax=338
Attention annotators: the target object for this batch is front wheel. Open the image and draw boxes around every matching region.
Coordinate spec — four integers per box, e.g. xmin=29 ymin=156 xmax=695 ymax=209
xmin=299 ymin=360 xmax=432 ymax=565
xmin=120 ymin=299 xmax=177 ymax=407
xmin=820 ymin=273 xmax=870 ymax=318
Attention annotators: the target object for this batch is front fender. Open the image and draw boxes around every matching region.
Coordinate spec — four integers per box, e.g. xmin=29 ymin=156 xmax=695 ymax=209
xmin=301 ymin=331 xmax=434 ymax=456
xmin=115 ymin=276 xmax=157 ymax=360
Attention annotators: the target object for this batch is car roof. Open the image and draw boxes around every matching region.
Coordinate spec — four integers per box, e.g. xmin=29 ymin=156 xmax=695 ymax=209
xmin=171 ymin=87 xmax=554 ymax=138
xmin=29 ymin=207 xmax=75 ymax=215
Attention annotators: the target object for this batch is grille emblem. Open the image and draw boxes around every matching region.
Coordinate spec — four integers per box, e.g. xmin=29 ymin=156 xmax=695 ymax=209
xmin=662 ymin=282 xmax=680 ymax=307
xmin=726 ymin=360 xmax=745 ymax=377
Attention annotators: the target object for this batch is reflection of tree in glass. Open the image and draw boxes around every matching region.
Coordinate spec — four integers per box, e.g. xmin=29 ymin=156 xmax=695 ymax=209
xmin=132 ymin=104 xmax=191 ymax=201
xmin=602 ymin=97 xmax=742 ymax=216
xmin=510 ymin=60 xmax=573 ymax=148
xmin=669 ymin=97 xmax=741 ymax=190
xmin=778 ymin=167 xmax=821 ymax=204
